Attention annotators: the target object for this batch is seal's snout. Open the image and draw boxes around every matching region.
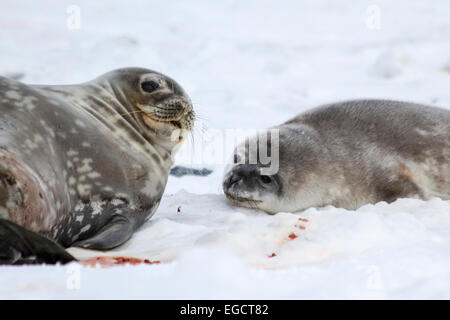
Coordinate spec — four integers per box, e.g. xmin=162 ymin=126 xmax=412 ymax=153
xmin=223 ymin=165 xmax=261 ymax=202
xmin=223 ymin=162 xmax=283 ymax=211
xmin=140 ymin=96 xmax=194 ymax=133
xmin=224 ymin=172 xmax=241 ymax=190
xmin=165 ymin=97 xmax=195 ymax=131
xmin=224 ymin=165 xmax=256 ymax=190
xmin=165 ymin=98 xmax=189 ymax=113
xmin=156 ymin=97 xmax=193 ymax=119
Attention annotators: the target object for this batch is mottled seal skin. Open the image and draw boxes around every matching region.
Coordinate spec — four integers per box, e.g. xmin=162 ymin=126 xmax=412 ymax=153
xmin=223 ymin=100 xmax=450 ymax=214
xmin=0 ymin=68 xmax=194 ymax=264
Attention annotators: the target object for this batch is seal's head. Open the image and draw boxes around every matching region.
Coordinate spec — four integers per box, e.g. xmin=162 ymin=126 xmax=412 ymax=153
xmin=223 ymin=162 xmax=284 ymax=214
xmin=223 ymin=130 xmax=284 ymax=214
xmin=223 ymin=125 xmax=322 ymax=214
xmin=95 ymin=68 xmax=195 ymax=150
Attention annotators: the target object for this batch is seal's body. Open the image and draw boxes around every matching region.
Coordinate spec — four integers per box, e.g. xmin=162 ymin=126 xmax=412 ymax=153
xmin=223 ymin=100 xmax=450 ymax=214
xmin=0 ymin=68 xmax=194 ymax=264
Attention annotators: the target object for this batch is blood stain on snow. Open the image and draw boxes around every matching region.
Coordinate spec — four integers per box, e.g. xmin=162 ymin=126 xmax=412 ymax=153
xmin=268 ymin=253 xmax=277 ymax=258
xmin=79 ymin=256 xmax=161 ymax=267
xmin=298 ymin=218 xmax=309 ymax=222
xmin=288 ymin=233 xmax=297 ymax=240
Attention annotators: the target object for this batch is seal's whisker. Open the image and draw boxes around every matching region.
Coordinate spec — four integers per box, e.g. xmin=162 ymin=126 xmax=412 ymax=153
xmin=248 ymin=200 xmax=258 ymax=210
xmin=199 ymin=122 xmax=209 ymax=133
xmin=191 ymin=126 xmax=207 ymax=143
xmin=189 ymin=131 xmax=196 ymax=160
xmin=194 ymin=113 xmax=208 ymax=123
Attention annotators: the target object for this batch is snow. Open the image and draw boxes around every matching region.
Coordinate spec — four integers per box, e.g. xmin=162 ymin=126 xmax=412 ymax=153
xmin=1 ymin=0 xmax=450 ymax=299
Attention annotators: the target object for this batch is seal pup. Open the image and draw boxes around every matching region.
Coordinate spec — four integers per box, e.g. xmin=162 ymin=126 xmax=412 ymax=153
xmin=0 ymin=67 xmax=194 ymax=264
xmin=223 ymin=100 xmax=449 ymax=214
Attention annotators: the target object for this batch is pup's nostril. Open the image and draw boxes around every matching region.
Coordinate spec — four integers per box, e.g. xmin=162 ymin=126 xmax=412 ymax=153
xmin=226 ymin=173 xmax=241 ymax=189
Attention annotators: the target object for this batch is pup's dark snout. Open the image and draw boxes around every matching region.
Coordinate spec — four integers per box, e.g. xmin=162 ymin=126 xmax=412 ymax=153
xmin=223 ymin=165 xmax=258 ymax=190
xmin=225 ymin=173 xmax=241 ymax=189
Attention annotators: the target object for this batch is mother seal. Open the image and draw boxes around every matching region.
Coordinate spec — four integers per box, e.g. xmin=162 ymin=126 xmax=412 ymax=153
xmin=0 ymin=67 xmax=194 ymax=264
xmin=223 ymin=100 xmax=449 ymax=214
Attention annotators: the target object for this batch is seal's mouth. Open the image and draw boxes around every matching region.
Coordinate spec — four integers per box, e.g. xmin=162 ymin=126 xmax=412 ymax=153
xmin=224 ymin=191 xmax=262 ymax=205
xmin=141 ymin=112 xmax=184 ymax=129
xmin=169 ymin=120 xmax=182 ymax=129
xmin=137 ymin=101 xmax=194 ymax=131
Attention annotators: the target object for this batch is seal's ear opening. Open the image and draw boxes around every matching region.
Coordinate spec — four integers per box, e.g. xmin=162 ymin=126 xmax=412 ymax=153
xmin=141 ymin=80 xmax=159 ymax=93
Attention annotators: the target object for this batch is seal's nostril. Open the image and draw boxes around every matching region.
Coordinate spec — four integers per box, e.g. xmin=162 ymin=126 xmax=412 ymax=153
xmin=226 ymin=173 xmax=242 ymax=189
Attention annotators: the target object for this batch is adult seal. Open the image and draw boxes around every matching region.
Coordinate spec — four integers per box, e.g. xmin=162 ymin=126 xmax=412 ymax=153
xmin=223 ymin=100 xmax=450 ymax=214
xmin=0 ymin=67 xmax=194 ymax=264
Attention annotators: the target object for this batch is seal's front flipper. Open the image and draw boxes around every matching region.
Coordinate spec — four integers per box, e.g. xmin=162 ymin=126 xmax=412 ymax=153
xmin=72 ymin=215 xmax=134 ymax=250
xmin=0 ymin=219 xmax=76 ymax=265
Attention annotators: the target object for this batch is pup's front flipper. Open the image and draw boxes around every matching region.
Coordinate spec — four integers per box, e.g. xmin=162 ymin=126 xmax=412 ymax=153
xmin=0 ymin=218 xmax=76 ymax=265
xmin=72 ymin=215 xmax=134 ymax=250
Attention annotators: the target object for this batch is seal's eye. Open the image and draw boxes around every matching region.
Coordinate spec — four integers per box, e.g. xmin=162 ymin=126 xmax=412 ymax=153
xmin=141 ymin=80 xmax=159 ymax=93
xmin=260 ymin=175 xmax=272 ymax=184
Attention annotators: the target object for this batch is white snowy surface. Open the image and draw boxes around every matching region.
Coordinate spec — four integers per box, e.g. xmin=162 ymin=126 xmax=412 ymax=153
xmin=1 ymin=0 xmax=450 ymax=299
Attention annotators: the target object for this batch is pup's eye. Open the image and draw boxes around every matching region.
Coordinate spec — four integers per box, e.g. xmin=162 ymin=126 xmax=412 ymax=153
xmin=141 ymin=80 xmax=159 ymax=93
xmin=260 ymin=175 xmax=272 ymax=184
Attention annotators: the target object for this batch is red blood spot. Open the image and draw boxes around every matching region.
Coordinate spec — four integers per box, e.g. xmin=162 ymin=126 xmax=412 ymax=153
xmin=288 ymin=233 xmax=297 ymax=240
xmin=268 ymin=253 xmax=277 ymax=258
xmin=112 ymin=256 xmax=142 ymax=265
xmin=79 ymin=256 xmax=161 ymax=267
xmin=298 ymin=218 xmax=309 ymax=222
xmin=177 ymin=206 xmax=181 ymax=213
xmin=144 ymin=259 xmax=160 ymax=265
xmin=298 ymin=225 xmax=306 ymax=230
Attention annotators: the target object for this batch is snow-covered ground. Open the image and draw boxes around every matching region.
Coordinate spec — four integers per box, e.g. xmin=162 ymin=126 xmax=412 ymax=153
xmin=1 ymin=0 xmax=450 ymax=299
